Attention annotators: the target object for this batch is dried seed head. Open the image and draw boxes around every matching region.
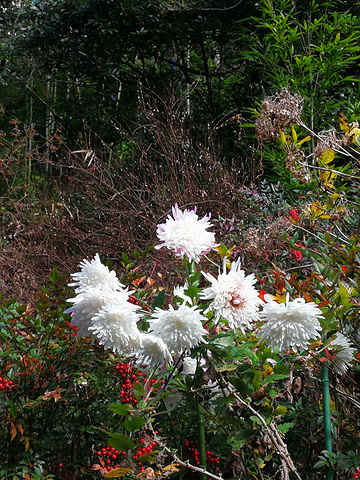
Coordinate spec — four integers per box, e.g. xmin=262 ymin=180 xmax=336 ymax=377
xmin=255 ymin=89 xmax=303 ymax=142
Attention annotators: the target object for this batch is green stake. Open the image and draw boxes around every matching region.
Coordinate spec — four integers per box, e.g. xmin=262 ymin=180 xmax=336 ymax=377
xmin=197 ymin=401 xmax=207 ymax=480
xmin=187 ymin=260 xmax=207 ymax=479
xmin=321 ymin=362 xmax=333 ymax=480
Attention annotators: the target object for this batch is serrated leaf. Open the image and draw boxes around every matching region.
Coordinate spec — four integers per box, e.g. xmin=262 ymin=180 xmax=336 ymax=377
xmin=277 ymin=422 xmax=293 ymax=434
xmin=136 ymin=467 xmax=155 ymax=479
xmin=162 ymin=464 xmax=180 ymax=473
xmin=152 ymin=289 xmax=166 ymax=309
xmin=250 ymin=415 xmax=263 ymax=426
xmin=274 ymin=405 xmax=287 ymax=415
xmin=123 ymin=417 xmax=146 ymax=432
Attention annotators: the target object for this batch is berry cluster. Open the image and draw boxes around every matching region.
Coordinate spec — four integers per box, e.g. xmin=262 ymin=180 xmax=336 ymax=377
xmin=133 ymin=436 xmax=157 ymax=465
xmin=352 ymin=468 xmax=360 ymax=478
xmin=96 ymin=445 xmax=125 ymax=472
xmin=95 ymin=436 xmax=158 ymax=473
xmin=184 ymin=440 xmax=221 ymax=476
xmin=115 ymin=361 xmax=164 ymax=406
xmin=0 ymin=376 xmax=14 ymax=392
xmin=128 ymin=296 xmax=140 ymax=305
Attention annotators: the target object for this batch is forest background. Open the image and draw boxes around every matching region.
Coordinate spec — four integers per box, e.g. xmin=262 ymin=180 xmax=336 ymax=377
xmin=1 ymin=0 xmax=360 ymax=479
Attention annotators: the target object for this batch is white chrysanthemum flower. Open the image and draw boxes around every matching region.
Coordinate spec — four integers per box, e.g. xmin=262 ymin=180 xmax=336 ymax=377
xmin=258 ymin=294 xmax=323 ymax=352
xmin=64 ymin=289 xmax=107 ymax=338
xmin=173 ymin=283 xmax=193 ymax=306
xmin=328 ymin=333 xmax=356 ymax=374
xmin=69 ymin=253 xmax=123 ymax=294
xmin=88 ymin=291 xmax=141 ymax=354
xmin=200 ymin=257 xmax=262 ymax=333
xmin=149 ymin=304 xmax=207 ymax=354
xmin=155 ymin=204 xmax=216 ymax=263
xmin=135 ymin=333 xmax=173 ymax=368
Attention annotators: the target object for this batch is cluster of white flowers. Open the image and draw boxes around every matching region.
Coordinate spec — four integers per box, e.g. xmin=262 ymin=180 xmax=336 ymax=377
xmin=64 ymin=256 xmax=141 ymax=355
xmin=65 ymin=204 xmax=356 ymax=374
xmin=66 ymin=212 xmax=210 ymax=366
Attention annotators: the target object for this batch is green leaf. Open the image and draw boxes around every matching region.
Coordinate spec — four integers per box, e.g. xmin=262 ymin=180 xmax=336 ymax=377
xmin=108 ymin=433 xmax=135 ymax=452
xmin=123 ymin=416 xmax=146 ymax=432
xmin=217 ymin=364 xmax=238 ymax=373
xmin=277 ymin=422 xmax=293 ymax=434
xmin=184 ymin=285 xmax=201 ymax=299
xmin=250 ymin=415 xmax=263 ymax=426
xmin=263 ymin=373 xmax=289 ymax=384
xmin=7 ymin=399 xmax=17 ymax=417
xmin=152 ymin=289 xmax=166 ymax=309
xmin=229 ymin=428 xmax=254 ymax=449
xmin=109 ymin=403 xmax=130 ymax=417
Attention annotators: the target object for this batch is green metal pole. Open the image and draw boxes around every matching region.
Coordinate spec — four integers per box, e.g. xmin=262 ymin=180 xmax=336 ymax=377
xmin=187 ymin=260 xmax=206 ymax=478
xmin=321 ymin=363 xmax=333 ymax=480
xmin=197 ymin=401 xmax=207 ymax=480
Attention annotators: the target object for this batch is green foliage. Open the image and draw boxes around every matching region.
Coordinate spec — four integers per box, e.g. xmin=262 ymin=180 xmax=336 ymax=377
xmin=0 ymin=270 xmax=128 ymax=478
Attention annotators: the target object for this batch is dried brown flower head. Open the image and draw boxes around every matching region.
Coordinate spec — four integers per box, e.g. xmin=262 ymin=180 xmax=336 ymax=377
xmin=255 ymin=89 xmax=303 ymax=142
xmin=313 ymin=129 xmax=346 ymax=162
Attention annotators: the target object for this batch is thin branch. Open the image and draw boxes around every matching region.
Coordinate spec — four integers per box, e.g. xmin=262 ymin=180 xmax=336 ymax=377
xmin=146 ymin=421 xmax=224 ymax=480
xmin=228 ymin=388 xmax=303 ymax=480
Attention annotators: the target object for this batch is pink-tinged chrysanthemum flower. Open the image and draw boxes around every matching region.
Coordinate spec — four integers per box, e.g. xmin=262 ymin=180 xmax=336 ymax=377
xmin=148 ymin=304 xmax=207 ymax=354
xmin=155 ymin=204 xmax=216 ymax=263
xmin=88 ymin=290 xmax=141 ymax=354
xmin=200 ymin=257 xmax=262 ymax=333
xmin=135 ymin=333 xmax=173 ymax=368
xmin=258 ymin=294 xmax=323 ymax=352
xmin=69 ymin=253 xmax=123 ymax=294
xmin=327 ymin=333 xmax=355 ymax=374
